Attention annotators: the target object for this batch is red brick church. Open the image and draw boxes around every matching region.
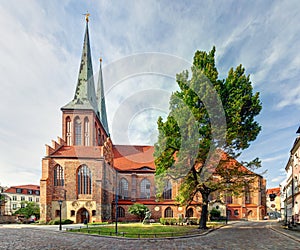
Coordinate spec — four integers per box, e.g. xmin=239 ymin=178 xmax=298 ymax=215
xmin=40 ymin=17 xmax=266 ymax=223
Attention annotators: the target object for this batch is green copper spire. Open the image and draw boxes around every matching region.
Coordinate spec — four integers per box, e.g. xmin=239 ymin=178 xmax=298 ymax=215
xmin=62 ymin=17 xmax=97 ymax=111
xmin=97 ymin=58 xmax=109 ymax=135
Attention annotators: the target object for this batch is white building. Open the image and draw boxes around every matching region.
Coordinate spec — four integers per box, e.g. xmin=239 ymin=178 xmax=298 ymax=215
xmin=2 ymin=185 xmax=40 ymax=215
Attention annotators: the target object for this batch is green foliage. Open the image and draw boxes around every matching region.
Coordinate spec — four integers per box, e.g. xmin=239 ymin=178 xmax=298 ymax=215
xmin=210 ymin=208 xmax=221 ymax=218
xmin=48 ymin=219 xmax=74 ymax=225
xmin=159 ymin=217 xmax=198 ymax=225
xmin=154 ymin=47 xmax=262 ymax=229
xmin=13 ymin=201 xmax=40 ymax=219
xmin=128 ymin=203 xmax=149 ymax=221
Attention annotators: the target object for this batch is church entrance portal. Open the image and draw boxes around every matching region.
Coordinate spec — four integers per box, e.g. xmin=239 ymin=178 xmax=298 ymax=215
xmin=77 ymin=208 xmax=90 ymax=223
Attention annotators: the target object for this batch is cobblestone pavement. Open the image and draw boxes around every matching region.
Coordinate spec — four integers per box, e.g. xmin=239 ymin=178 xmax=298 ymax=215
xmin=0 ymin=221 xmax=299 ymax=250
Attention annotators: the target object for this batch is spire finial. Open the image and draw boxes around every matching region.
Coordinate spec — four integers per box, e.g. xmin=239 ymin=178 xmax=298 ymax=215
xmin=84 ymin=12 xmax=90 ymax=22
xmin=100 ymin=57 xmax=102 ymax=63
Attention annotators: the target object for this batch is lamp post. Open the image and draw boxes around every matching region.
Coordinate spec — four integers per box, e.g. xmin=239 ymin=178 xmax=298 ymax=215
xmin=115 ymin=170 xmax=118 ymax=235
xmin=58 ymin=200 xmax=63 ymax=231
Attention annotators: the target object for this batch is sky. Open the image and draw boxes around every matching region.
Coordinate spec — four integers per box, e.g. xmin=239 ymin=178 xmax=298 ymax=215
xmin=0 ymin=0 xmax=300 ymax=188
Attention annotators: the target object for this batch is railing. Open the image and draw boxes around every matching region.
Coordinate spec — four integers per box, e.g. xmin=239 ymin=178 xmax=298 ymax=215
xmin=66 ymin=226 xmax=213 ymax=239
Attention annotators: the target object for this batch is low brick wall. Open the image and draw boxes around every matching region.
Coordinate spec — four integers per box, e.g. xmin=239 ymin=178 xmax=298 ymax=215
xmin=0 ymin=215 xmax=16 ymax=224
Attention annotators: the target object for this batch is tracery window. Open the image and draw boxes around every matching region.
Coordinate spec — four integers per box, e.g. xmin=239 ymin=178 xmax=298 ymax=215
xmin=66 ymin=117 xmax=72 ymax=146
xmin=140 ymin=178 xmax=151 ymax=199
xmin=77 ymin=165 xmax=92 ymax=194
xmin=54 ymin=165 xmax=64 ymax=186
xmin=84 ymin=117 xmax=89 ymax=146
xmin=74 ymin=117 xmax=82 ymax=145
xmin=119 ymin=178 xmax=129 ymax=200
xmin=186 ymin=208 xmax=194 ymax=218
xmin=117 ymin=207 xmax=125 ymax=218
xmin=245 ymin=185 xmax=251 ymax=204
xmin=162 ymin=180 xmax=172 ymax=200
xmin=164 ymin=207 xmax=173 ymax=218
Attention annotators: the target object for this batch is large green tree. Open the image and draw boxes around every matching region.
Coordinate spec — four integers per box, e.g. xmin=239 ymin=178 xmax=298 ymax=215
xmin=128 ymin=203 xmax=149 ymax=221
xmin=154 ymin=47 xmax=262 ymax=229
xmin=13 ymin=201 xmax=40 ymax=219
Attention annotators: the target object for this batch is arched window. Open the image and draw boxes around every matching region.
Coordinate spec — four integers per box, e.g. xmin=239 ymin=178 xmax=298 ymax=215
xmin=66 ymin=117 xmax=72 ymax=146
xmin=77 ymin=165 xmax=92 ymax=194
xmin=74 ymin=117 xmax=82 ymax=145
xmin=140 ymin=178 xmax=151 ymax=199
xmin=164 ymin=207 xmax=173 ymax=218
xmin=54 ymin=165 xmax=64 ymax=186
xmin=163 ymin=180 xmax=172 ymax=200
xmin=97 ymin=128 xmax=101 ymax=146
xmin=117 ymin=207 xmax=125 ymax=218
xmin=119 ymin=178 xmax=129 ymax=200
xmin=84 ymin=117 xmax=89 ymax=146
xmin=186 ymin=207 xmax=194 ymax=218
xmin=245 ymin=185 xmax=251 ymax=204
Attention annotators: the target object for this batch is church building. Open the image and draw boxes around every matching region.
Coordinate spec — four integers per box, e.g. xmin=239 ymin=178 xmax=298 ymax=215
xmin=40 ymin=17 xmax=265 ymax=223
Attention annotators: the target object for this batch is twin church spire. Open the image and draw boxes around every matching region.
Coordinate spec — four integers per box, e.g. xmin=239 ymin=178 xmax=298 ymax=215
xmin=62 ymin=16 xmax=109 ymax=135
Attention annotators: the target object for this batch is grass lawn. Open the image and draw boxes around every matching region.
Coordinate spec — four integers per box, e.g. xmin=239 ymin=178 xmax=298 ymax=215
xmin=68 ymin=222 xmax=223 ymax=238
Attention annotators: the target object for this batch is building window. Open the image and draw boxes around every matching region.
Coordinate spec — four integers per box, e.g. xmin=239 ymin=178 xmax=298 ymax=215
xmin=97 ymin=128 xmax=101 ymax=146
xmin=186 ymin=208 xmax=194 ymax=218
xmin=117 ymin=207 xmax=125 ymax=218
xmin=164 ymin=207 xmax=173 ymax=218
xmin=163 ymin=180 xmax=172 ymax=200
xmin=92 ymin=210 xmax=96 ymax=216
xmin=56 ymin=210 xmax=60 ymax=217
xmin=119 ymin=178 xmax=129 ymax=200
xmin=35 ymin=190 xmax=40 ymax=195
xmin=74 ymin=117 xmax=82 ymax=145
xmin=54 ymin=165 xmax=64 ymax=186
xmin=21 ymin=196 xmax=25 ymax=201
xmin=84 ymin=117 xmax=89 ymax=146
xmin=140 ymin=179 xmax=151 ymax=199
xmin=66 ymin=116 xmax=72 ymax=145
xmin=245 ymin=186 xmax=251 ymax=204
xmin=27 ymin=190 xmax=33 ymax=194
xmin=16 ymin=188 xmax=22 ymax=193
xmin=28 ymin=197 xmax=32 ymax=202
xmin=77 ymin=165 xmax=92 ymax=195
xmin=36 ymin=197 xmax=39 ymax=202
xmin=12 ymin=204 xmax=17 ymax=210
xmin=71 ymin=210 xmax=75 ymax=216
xmin=12 ymin=196 xmax=17 ymax=201
xmin=21 ymin=203 xmax=25 ymax=208
xmin=234 ymin=209 xmax=239 ymax=216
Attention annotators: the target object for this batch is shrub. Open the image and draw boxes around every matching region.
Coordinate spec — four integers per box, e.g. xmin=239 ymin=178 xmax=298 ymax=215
xmin=210 ymin=208 xmax=221 ymax=220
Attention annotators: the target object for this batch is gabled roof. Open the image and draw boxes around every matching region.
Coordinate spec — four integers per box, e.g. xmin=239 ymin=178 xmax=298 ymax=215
xmin=4 ymin=185 xmax=40 ymax=194
xmin=46 ymin=146 xmax=103 ymax=159
xmin=266 ymin=187 xmax=280 ymax=195
xmin=113 ymin=145 xmax=155 ymax=171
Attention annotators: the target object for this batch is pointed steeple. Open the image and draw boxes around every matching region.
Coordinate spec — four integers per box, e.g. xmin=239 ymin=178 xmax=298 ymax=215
xmin=97 ymin=58 xmax=109 ymax=135
xmin=62 ymin=15 xmax=97 ymax=111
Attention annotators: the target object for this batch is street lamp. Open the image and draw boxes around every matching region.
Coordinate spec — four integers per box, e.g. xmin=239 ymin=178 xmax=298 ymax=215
xmin=58 ymin=200 xmax=63 ymax=231
xmin=115 ymin=170 xmax=118 ymax=235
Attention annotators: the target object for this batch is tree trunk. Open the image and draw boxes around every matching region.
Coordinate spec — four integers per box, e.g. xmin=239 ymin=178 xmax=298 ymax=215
xmin=199 ymin=192 xmax=209 ymax=229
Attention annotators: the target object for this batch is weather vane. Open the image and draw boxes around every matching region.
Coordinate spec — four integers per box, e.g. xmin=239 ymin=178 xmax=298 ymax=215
xmin=83 ymin=12 xmax=90 ymax=22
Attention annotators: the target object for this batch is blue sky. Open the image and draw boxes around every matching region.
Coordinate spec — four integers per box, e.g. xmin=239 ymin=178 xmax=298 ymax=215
xmin=0 ymin=0 xmax=299 ymax=188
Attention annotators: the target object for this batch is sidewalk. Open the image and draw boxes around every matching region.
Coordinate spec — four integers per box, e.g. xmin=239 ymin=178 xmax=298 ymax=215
xmin=269 ymin=221 xmax=300 ymax=242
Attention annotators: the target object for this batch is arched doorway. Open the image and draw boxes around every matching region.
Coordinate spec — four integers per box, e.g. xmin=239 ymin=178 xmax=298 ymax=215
xmin=76 ymin=207 xmax=90 ymax=223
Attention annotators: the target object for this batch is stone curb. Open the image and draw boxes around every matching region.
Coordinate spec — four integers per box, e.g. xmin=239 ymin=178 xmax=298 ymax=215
xmin=63 ymin=224 xmax=231 ymax=241
xmin=269 ymin=225 xmax=300 ymax=243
